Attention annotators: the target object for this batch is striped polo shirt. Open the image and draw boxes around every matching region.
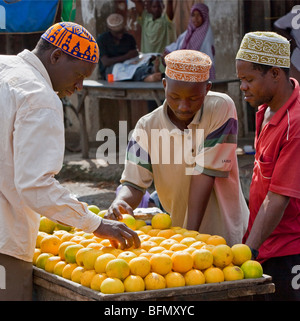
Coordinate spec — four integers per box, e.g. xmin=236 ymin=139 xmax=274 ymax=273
xmin=121 ymin=90 xmax=249 ymax=245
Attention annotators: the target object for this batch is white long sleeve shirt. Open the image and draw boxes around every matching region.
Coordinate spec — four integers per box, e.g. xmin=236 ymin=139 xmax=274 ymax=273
xmin=0 ymin=50 xmax=101 ymax=262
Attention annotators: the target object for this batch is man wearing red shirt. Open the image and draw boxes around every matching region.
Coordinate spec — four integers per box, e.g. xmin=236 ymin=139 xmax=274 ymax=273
xmin=236 ymin=31 xmax=300 ymax=300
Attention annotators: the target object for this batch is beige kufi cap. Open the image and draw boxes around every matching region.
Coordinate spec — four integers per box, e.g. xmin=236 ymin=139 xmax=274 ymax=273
xmin=165 ymin=50 xmax=212 ymax=82
xmin=107 ymin=13 xmax=124 ymax=32
xmin=236 ymin=31 xmax=290 ymax=68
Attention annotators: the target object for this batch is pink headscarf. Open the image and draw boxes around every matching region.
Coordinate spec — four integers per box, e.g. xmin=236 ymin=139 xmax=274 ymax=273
xmin=180 ymin=3 xmax=210 ymax=50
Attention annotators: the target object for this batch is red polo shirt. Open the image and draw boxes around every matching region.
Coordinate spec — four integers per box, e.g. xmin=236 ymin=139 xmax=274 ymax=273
xmin=244 ymin=78 xmax=300 ymax=263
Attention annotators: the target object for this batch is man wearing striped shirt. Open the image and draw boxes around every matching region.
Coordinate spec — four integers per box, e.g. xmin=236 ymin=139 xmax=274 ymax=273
xmin=107 ymin=50 xmax=249 ymax=246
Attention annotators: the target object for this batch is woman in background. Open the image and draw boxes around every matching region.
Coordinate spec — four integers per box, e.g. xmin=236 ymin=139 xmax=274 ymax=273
xmin=163 ymin=3 xmax=215 ymax=79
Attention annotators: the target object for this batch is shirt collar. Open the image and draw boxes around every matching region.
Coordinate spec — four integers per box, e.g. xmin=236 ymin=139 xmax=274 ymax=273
xmin=162 ymin=100 xmax=203 ymax=132
xmin=17 ymin=49 xmax=53 ymax=89
xmin=258 ymin=78 xmax=300 ymax=127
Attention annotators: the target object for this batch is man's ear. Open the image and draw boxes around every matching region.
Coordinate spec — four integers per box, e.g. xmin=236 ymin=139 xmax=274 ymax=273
xmin=206 ymin=81 xmax=212 ymax=93
xmin=270 ymin=67 xmax=280 ymax=80
xmin=50 ymin=48 xmax=64 ymax=65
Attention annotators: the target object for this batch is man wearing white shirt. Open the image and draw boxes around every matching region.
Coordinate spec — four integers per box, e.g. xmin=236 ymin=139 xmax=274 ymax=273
xmin=0 ymin=22 xmax=140 ymax=301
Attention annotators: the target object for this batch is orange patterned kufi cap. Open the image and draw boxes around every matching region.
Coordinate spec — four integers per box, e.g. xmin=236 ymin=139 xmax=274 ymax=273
xmin=41 ymin=22 xmax=99 ymax=64
xmin=165 ymin=50 xmax=212 ymax=82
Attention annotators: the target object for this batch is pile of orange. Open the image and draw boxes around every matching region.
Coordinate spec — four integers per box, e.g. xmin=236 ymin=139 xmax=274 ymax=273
xmin=34 ymin=210 xmax=263 ymax=294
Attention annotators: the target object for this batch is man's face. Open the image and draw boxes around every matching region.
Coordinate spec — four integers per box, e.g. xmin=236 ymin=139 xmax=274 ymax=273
xmin=49 ymin=50 xmax=96 ymax=98
xmin=163 ymin=77 xmax=211 ymax=125
xmin=236 ymin=59 xmax=275 ymax=108
xmin=110 ymin=29 xmax=125 ymax=41
xmin=150 ymin=0 xmax=163 ymax=20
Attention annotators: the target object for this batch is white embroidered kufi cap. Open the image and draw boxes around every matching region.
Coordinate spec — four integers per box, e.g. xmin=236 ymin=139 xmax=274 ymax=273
xmin=236 ymin=31 xmax=290 ymax=68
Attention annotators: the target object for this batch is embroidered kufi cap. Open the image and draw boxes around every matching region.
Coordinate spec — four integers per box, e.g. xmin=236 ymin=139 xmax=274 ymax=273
xmin=236 ymin=31 xmax=290 ymax=68
xmin=41 ymin=22 xmax=99 ymax=64
xmin=165 ymin=50 xmax=212 ymax=82
xmin=107 ymin=13 xmax=125 ymax=32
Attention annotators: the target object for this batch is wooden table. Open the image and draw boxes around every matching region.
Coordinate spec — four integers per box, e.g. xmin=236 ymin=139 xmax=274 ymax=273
xmin=33 ymin=266 xmax=274 ymax=301
xmin=76 ymin=79 xmax=239 ymax=159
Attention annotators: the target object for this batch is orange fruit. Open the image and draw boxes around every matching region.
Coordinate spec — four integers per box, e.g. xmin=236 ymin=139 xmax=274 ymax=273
xmin=70 ymin=235 xmax=85 ymax=244
xmin=87 ymin=243 xmax=103 ymax=250
xmin=33 ymin=248 xmax=42 ymax=265
xmin=192 ymin=241 xmax=206 ymax=249
xmin=138 ymin=225 xmax=152 ymax=233
xmin=139 ymin=252 xmax=153 ymax=260
xmin=241 ymin=260 xmax=263 ymax=279
xmin=100 ymin=277 xmax=125 ymax=294
xmin=53 ymin=230 xmax=68 ymax=239
xmin=171 ymin=251 xmax=193 ymax=273
xmin=223 ymin=265 xmax=244 ymax=281
xmin=161 ymin=249 xmax=174 ymax=257
xmin=148 ymin=246 xmax=166 ymax=254
xmin=157 ymin=229 xmax=176 ymax=238
xmin=201 ymin=244 xmax=215 ymax=252
xmin=195 ymin=234 xmax=211 ymax=243
xmin=129 ymin=256 xmax=151 ymax=278
xmin=144 ymin=272 xmax=166 ymax=290
xmin=58 ymin=241 xmax=77 ymax=260
xmin=184 ymin=247 xmax=197 ymax=255
xmin=140 ymin=241 xmax=157 ymax=251
xmin=60 ymin=233 xmax=75 ymax=243
xmin=231 ymin=244 xmax=252 ymax=266
xmin=192 ymin=249 xmax=213 ymax=270
xmin=148 ymin=236 xmax=166 ymax=245
xmin=206 ymin=235 xmax=227 ymax=246
xmin=81 ymin=270 xmax=97 ymax=288
xmin=39 ymin=216 xmax=56 ymax=234
xmin=53 ymin=261 xmax=67 ymax=276
xmin=62 ymin=263 xmax=78 ymax=280
xmin=160 ymin=239 xmax=178 ymax=250
xmin=165 ymin=271 xmax=185 ymax=288
xmin=169 ymin=243 xmax=188 ymax=252
xmin=64 ymin=244 xmax=84 ymax=264
xmin=101 ymin=246 xmax=122 ymax=257
xmin=80 ymin=239 xmax=97 ymax=247
xmin=44 ymin=256 xmax=61 ymax=273
xmin=105 ymin=258 xmax=130 ymax=280
xmin=40 ymin=235 xmax=62 ymax=255
xmin=129 ymin=248 xmax=147 ymax=256
xmin=184 ymin=269 xmax=206 ymax=286
xmin=76 ymin=247 xmax=94 ymax=266
xmin=100 ymin=239 xmax=111 ymax=247
xmin=123 ymin=275 xmax=145 ymax=292
xmin=94 ymin=253 xmax=116 ymax=273
xmin=134 ymin=219 xmax=147 ymax=230
xmin=147 ymin=229 xmax=161 ymax=237
xmin=212 ymin=244 xmax=233 ymax=268
xmin=204 ymin=267 xmax=224 ymax=283
xmin=169 ymin=234 xmax=185 ymax=242
xmin=183 ymin=230 xmax=199 ymax=238
xmin=82 ymin=249 xmax=103 ymax=270
xmin=151 ymin=213 xmax=172 ymax=229
xmin=90 ymin=273 xmax=107 ymax=291
xmin=150 ymin=253 xmax=173 ymax=275
xmin=120 ymin=214 xmax=136 ymax=230
xmin=180 ymin=237 xmax=197 ymax=247
xmin=36 ymin=231 xmax=48 ymax=248
xmin=71 ymin=266 xmax=86 ymax=283
xmin=139 ymin=234 xmax=151 ymax=242
xmin=35 ymin=253 xmax=53 ymax=269
xmin=117 ymin=251 xmax=137 ymax=263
